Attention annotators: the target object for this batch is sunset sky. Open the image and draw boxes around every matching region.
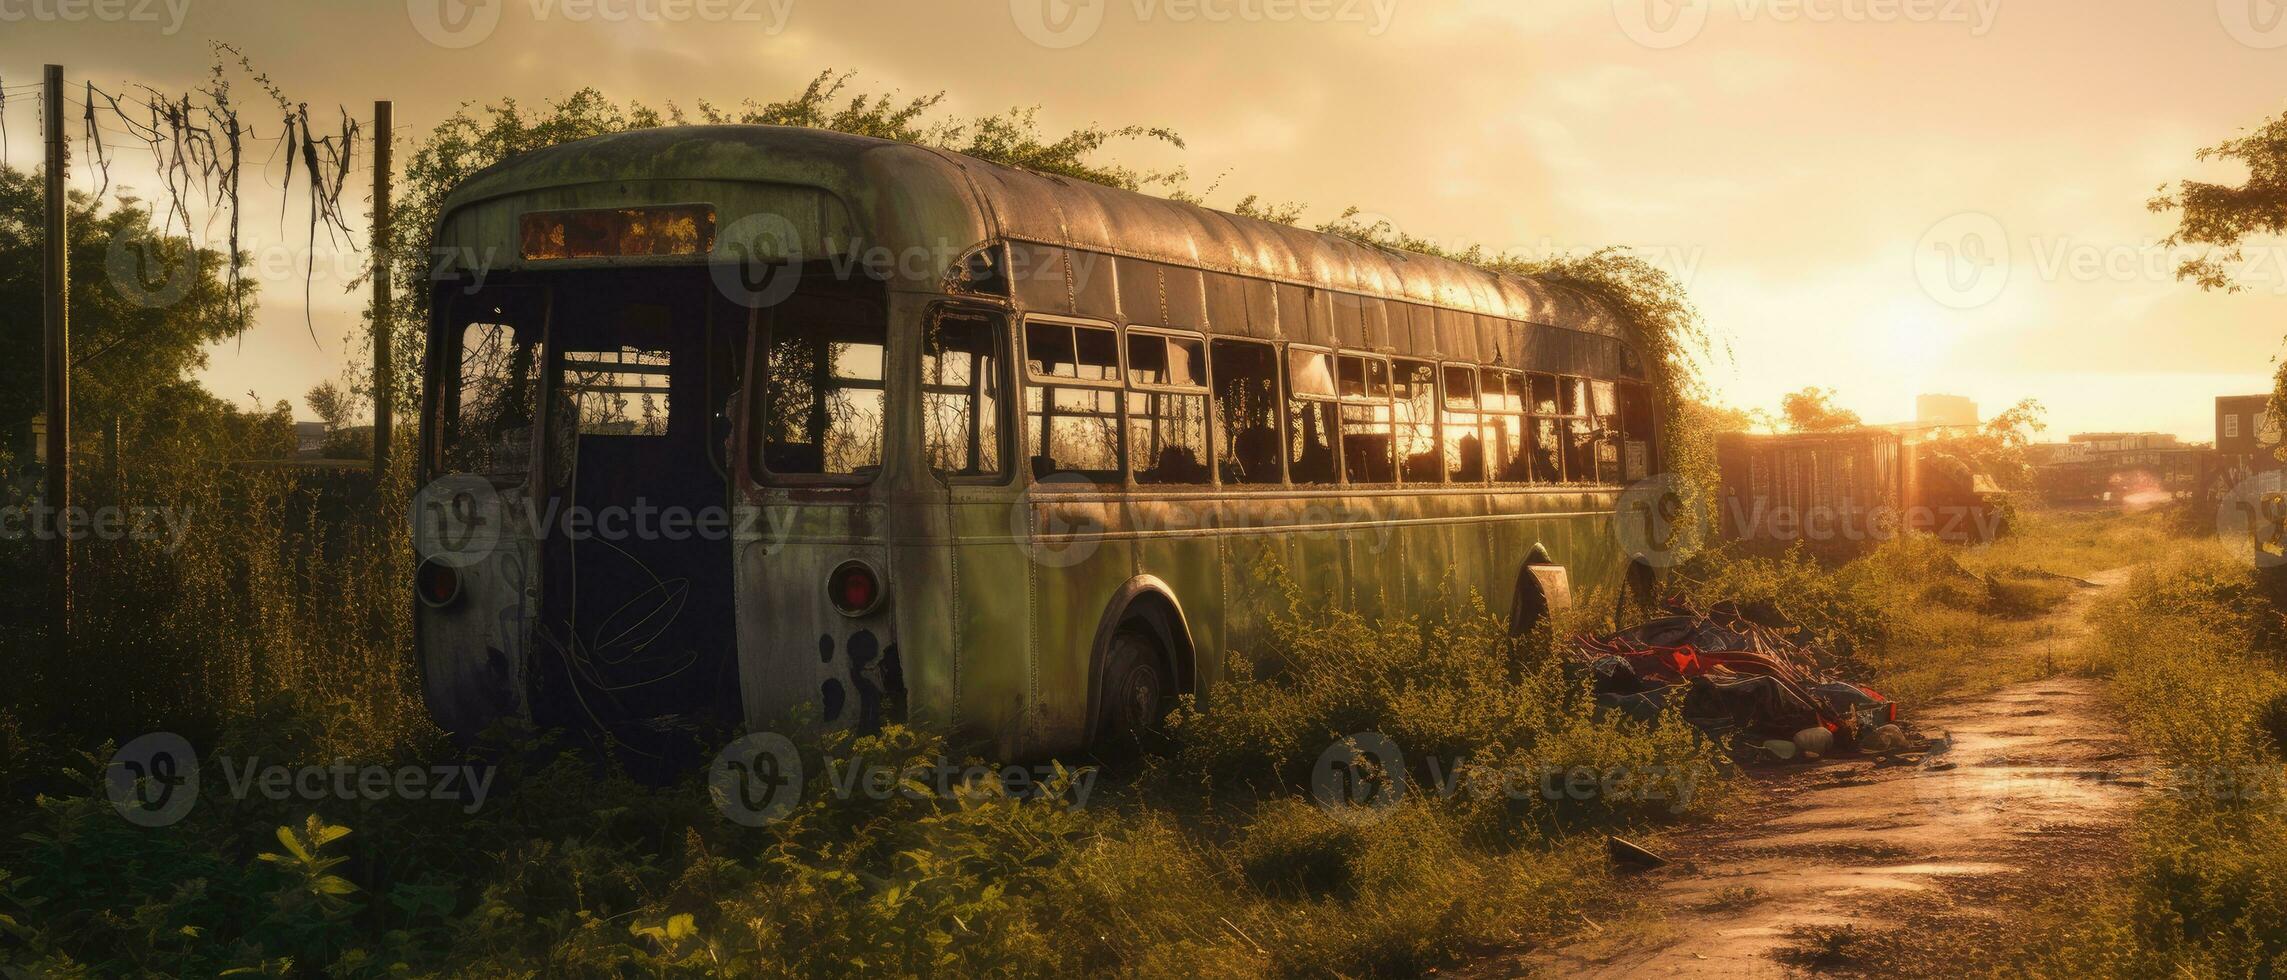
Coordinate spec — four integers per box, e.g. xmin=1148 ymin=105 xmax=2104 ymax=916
xmin=6 ymin=0 xmax=2287 ymax=441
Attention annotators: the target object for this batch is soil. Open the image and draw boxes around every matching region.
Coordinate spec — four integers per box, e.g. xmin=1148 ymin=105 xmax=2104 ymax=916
xmin=1462 ymin=569 xmax=2144 ymax=978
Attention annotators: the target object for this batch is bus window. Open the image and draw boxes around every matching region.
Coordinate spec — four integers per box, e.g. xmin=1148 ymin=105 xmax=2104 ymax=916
xmin=443 ymin=319 xmax=543 ymax=479
xmin=1394 ymin=359 xmax=1440 ymax=483
xmin=1288 ymin=347 xmax=1337 ymax=398
xmin=1128 ymin=390 xmax=1210 ymax=484
xmin=1342 ymin=403 xmax=1395 ymax=484
xmin=1530 ymin=417 xmax=1565 ymax=482
xmin=1560 ymin=376 xmax=1587 ymax=417
xmin=1211 ymin=339 xmax=1282 ymax=485
xmin=1592 ymin=380 xmax=1622 ymax=484
xmin=1337 ymin=354 xmax=1391 ymax=400
xmin=1127 ymin=332 xmax=1211 ymax=485
xmin=756 ymin=317 xmax=887 ymax=477
xmin=1479 ymin=368 xmax=1521 ymax=414
xmin=923 ymin=312 xmax=1007 ymax=480
xmin=1026 ymin=321 xmax=1077 ymax=377
xmin=1286 ymin=347 xmax=1339 ymax=484
xmin=1529 ymin=373 xmax=1560 ymax=416
xmin=1338 ymin=354 xmax=1396 ymax=484
xmin=1547 ymin=376 xmax=1593 ymax=483
xmin=1619 ymin=382 xmax=1655 ymax=481
xmin=1439 ymin=364 xmax=1482 ymax=484
xmin=561 ymin=347 xmax=672 ymax=436
xmin=1026 ymin=320 xmax=1122 ymax=381
xmin=1569 ymin=417 xmax=1600 ymax=485
xmin=1026 ymin=388 xmax=1122 ymax=481
xmin=1486 ymin=414 xmax=1529 ymax=483
xmin=1024 ymin=319 xmax=1123 ymax=482
xmin=1479 ymin=368 xmax=1526 ymax=482
xmin=1442 ymin=365 xmax=1478 ymax=410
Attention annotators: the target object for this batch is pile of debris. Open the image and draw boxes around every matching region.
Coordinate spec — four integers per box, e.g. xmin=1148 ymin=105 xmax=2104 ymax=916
xmin=1574 ymin=603 xmax=1917 ymax=763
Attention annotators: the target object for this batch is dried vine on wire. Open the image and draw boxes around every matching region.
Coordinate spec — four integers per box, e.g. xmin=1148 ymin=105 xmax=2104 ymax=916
xmin=68 ymin=45 xmax=361 ymax=341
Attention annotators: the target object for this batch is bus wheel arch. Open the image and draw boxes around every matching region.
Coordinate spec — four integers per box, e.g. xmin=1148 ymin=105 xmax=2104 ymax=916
xmin=1086 ymin=576 xmax=1198 ymax=745
xmin=1508 ymin=544 xmax=1570 ymax=636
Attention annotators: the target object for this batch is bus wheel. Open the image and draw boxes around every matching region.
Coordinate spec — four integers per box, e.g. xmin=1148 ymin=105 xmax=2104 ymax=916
xmin=1098 ymin=628 xmax=1171 ymax=752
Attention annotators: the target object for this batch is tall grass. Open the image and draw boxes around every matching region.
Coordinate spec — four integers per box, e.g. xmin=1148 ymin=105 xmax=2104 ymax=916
xmin=0 ymin=509 xmax=1734 ymax=976
xmin=2018 ymin=541 xmax=2287 ymax=977
xmin=5 ymin=461 xmax=2170 ymax=975
xmin=1 ymin=457 xmax=426 ymax=758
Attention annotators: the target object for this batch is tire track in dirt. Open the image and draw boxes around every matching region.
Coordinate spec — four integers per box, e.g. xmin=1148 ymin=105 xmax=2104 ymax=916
xmin=1474 ymin=568 xmax=2144 ymax=978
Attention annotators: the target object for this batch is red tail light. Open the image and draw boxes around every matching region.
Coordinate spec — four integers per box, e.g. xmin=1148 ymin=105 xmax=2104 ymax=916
xmin=828 ymin=560 xmax=884 ymax=617
xmin=416 ymin=559 xmax=462 ymax=609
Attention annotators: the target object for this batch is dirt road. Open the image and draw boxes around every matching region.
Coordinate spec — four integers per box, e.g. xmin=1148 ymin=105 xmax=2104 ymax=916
xmin=1483 ymin=569 xmax=2145 ymax=977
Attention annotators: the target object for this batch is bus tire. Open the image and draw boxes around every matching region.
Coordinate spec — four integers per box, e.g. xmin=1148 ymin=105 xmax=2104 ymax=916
xmin=1096 ymin=628 xmax=1171 ymax=751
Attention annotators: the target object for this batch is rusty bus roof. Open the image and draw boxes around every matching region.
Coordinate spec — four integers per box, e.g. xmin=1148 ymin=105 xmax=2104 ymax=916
xmin=438 ymin=124 xmax=1630 ymax=338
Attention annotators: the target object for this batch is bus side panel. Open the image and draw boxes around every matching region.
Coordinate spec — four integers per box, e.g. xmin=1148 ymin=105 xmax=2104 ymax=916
xmin=1023 ymin=495 xmax=1129 ymax=757
xmin=1134 ymin=511 xmax=1222 ymax=695
xmin=1217 ymin=528 xmax=1279 ymax=677
xmin=416 ymin=491 xmax=539 ymax=737
xmin=1290 ymin=512 xmax=1347 ymax=612
xmin=887 ymin=493 xmax=953 ymax=738
xmin=732 ymin=502 xmax=892 ymax=733
xmin=940 ymin=492 xmax=1033 ymax=755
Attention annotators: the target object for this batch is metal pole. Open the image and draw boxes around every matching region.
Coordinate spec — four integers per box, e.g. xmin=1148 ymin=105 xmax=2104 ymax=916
xmin=371 ymin=100 xmax=393 ymax=481
xmin=42 ymin=64 xmax=71 ymax=653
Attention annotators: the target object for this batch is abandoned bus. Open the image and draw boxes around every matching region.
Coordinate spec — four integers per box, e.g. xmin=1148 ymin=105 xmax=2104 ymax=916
xmin=415 ymin=125 xmax=1666 ymax=760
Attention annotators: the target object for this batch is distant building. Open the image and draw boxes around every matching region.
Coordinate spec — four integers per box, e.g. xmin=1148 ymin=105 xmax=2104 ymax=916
xmin=2069 ymin=432 xmax=2179 ymax=453
xmin=2035 ymin=432 xmax=2207 ymax=504
xmin=2216 ymin=395 xmax=2279 ymax=457
xmin=2025 ymin=441 xmax=2090 ymax=466
xmin=1916 ymin=394 xmax=1979 ymax=428
xmin=295 ymin=421 xmax=329 ymax=456
xmin=1874 ymin=393 xmax=1983 ymax=445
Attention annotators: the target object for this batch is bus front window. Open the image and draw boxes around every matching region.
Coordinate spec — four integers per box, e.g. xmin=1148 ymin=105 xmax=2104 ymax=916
xmin=441 ymin=318 xmax=544 ymax=481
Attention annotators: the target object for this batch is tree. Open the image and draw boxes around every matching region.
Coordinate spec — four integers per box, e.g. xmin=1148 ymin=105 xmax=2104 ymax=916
xmin=2149 ymin=109 xmax=2287 ymax=294
xmin=1694 ymin=402 xmax=1774 ymax=434
xmin=0 ymin=165 xmax=260 ymax=463
xmin=2151 ymin=110 xmax=2287 ymax=458
xmin=1779 ymin=387 xmax=1862 ymax=432
xmin=305 ymin=381 xmax=354 ymax=433
xmin=1923 ymin=398 xmax=2047 ymax=492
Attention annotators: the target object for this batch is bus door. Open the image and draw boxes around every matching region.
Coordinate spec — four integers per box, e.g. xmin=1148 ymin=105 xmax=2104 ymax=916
xmin=532 ymin=269 xmax=744 ymax=759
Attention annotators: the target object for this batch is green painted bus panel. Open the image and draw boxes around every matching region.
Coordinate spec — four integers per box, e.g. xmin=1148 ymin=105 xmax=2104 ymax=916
xmin=942 ymin=493 xmax=1036 ymax=756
